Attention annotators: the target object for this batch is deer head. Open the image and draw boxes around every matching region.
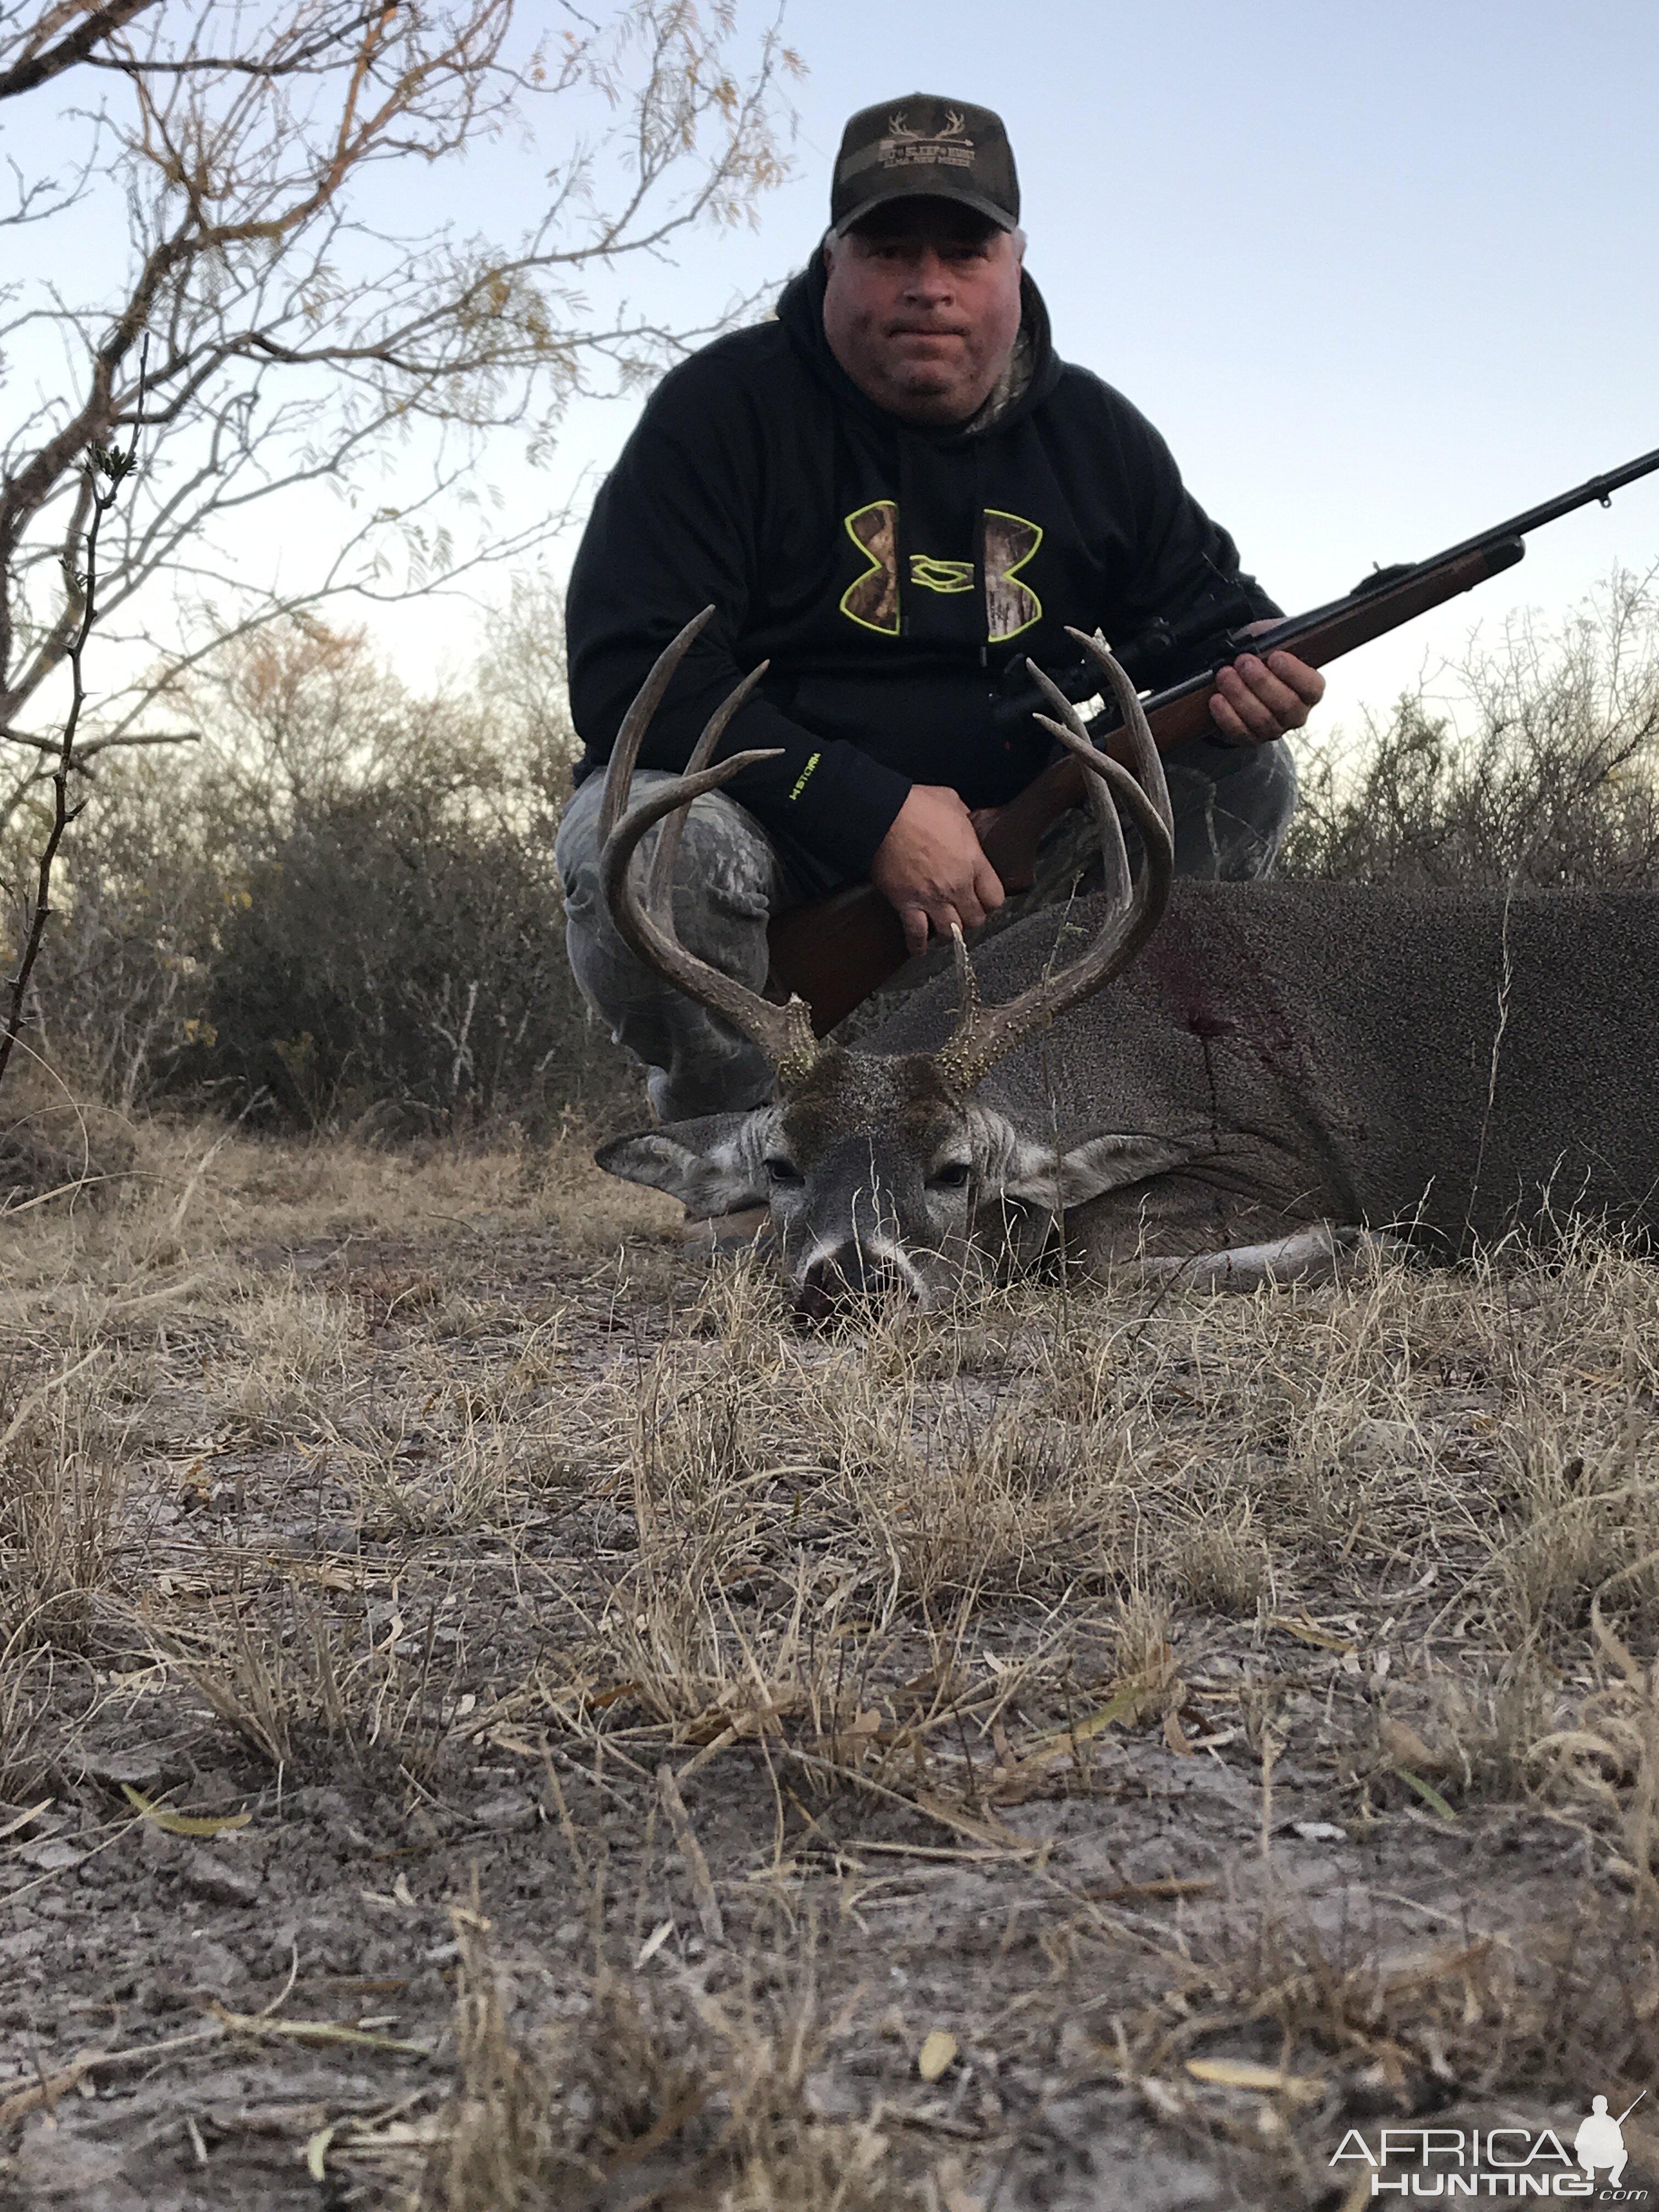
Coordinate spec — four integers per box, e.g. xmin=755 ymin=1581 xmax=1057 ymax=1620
xmin=593 ymin=611 xmax=1178 ymax=1317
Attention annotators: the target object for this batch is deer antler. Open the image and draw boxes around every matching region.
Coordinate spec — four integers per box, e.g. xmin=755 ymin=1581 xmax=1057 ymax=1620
xmin=597 ymin=608 xmax=820 ymax=1087
xmin=935 ymin=633 xmax=1175 ymax=1093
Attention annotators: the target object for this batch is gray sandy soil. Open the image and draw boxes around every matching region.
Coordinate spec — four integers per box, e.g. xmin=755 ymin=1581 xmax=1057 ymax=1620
xmin=2 ymin=1126 xmax=1656 ymax=2209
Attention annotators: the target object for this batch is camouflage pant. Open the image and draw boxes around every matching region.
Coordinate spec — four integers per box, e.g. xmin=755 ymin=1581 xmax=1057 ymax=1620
xmin=556 ymin=731 xmax=1297 ymax=1120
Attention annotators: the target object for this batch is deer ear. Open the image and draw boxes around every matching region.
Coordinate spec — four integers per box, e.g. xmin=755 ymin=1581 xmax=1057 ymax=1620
xmin=970 ymin=1108 xmax=1188 ymax=1210
xmin=596 ymin=1111 xmax=776 ymax=1214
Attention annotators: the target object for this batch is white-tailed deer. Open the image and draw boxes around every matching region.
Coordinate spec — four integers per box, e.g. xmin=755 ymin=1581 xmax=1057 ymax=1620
xmin=594 ymin=617 xmax=1659 ymax=1316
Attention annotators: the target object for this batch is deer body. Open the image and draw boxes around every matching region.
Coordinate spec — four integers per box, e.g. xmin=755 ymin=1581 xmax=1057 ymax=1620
xmin=590 ymin=615 xmax=1659 ymax=1312
xmin=869 ymin=879 xmax=1659 ymax=1267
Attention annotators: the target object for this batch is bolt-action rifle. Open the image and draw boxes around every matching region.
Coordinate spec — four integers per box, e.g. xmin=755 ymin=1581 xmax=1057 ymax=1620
xmin=766 ymin=444 xmax=1659 ymax=1037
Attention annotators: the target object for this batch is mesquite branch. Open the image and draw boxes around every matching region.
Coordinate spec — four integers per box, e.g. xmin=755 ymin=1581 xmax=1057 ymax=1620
xmin=0 ymin=431 xmax=136 ymax=1097
xmin=0 ymin=2 xmax=799 ymax=794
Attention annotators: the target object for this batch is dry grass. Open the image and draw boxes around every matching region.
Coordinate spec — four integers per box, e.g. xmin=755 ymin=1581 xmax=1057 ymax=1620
xmin=416 ymin=1903 xmax=896 ymax=2212
xmin=4 ymin=1109 xmax=1659 ymax=2205
xmin=1098 ymin=1884 xmax=1659 ymax=2203
xmin=0 ymin=1347 xmax=129 ymax=1794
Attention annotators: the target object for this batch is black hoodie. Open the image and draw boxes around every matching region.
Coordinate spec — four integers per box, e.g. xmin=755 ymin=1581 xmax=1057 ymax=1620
xmin=566 ymin=253 xmax=1278 ymax=879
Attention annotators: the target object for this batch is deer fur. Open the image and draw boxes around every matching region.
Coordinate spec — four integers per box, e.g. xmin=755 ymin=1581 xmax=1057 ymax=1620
xmin=592 ymin=617 xmax=1659 ymax=1313
xmin=864 ymin=877 xmax=1659 ymax=1265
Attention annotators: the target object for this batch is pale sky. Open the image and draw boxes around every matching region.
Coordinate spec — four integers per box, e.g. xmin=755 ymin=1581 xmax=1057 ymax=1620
xmin=439 ymin=0 xmax=1659 ymax=740
xmin=7 ymin=1 xmax=1658 ymax=747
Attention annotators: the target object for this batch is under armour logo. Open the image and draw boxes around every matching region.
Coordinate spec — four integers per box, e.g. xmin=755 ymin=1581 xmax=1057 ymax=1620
xmin=838 ymin=501 xmax=1043 ymax=641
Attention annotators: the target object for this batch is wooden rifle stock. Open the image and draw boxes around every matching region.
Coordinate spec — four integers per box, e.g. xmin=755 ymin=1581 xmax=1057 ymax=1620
xmin=765 ymin=439 xmax=1659 ymax=1036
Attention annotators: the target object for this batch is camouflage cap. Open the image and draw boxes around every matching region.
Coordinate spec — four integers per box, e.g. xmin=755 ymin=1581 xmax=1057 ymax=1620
xmin=830 ymin=94 xmax=1020 ymax=236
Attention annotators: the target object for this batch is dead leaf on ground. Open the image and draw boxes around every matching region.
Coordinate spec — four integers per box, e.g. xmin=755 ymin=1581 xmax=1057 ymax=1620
xmin=1087 ymin=1876 xmax=1214 ymax=1903
xmin=122 ymin=1784 xmax=251 ymax=1836
xmin=1184 ymin=2056 xmax=1326 ymax=2104
xmin=1379 ymin=1718 xmax=1449 ymax=1775
xmin=0 ymin=1799 xmax=53 ymax=1844
xmin=0 ymin=2052 xmax=105 ymax=2128
xmin=918 ymin=2029 xmax=958 ymax=2083
xmin=305 ymin=2121 xmax=340 ymax=2180
xmin=635 ymin=1918 xmax=675 ymax=1969
xmin=1267 ymin=1611 xmax=1355 ymax=1654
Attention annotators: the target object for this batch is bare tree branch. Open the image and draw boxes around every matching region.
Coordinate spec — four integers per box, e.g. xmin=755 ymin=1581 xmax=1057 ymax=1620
xmin=1 ymin=0 xmax=798 ymax=782
xmin=0 ymin=409 xmax=138 ymax=1088
xmin=0 ymin=1 xmax=408 ymax=98
xmin=0 ymin=0 xmax=156 ymax=101
xmin=0 ymin=0 xmax=797 ymax=1104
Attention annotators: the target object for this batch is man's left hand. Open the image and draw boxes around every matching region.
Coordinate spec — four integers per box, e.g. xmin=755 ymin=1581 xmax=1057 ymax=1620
xmin=1209 ymin=625 xmax=1325 ymax=746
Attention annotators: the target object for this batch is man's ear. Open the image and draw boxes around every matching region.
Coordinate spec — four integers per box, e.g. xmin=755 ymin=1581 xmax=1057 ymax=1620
xmin=968 ymin=1107 xmax=1188 ymax=1212
xmin=595 ymin=1109 xmax=777 ymax=1217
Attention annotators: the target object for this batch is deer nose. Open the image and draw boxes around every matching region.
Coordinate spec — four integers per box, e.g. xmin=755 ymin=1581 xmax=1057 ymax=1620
xmin=794 ymin=1243 xmax=911 ymax=1322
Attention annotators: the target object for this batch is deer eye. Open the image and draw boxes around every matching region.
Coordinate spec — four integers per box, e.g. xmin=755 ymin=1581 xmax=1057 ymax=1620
xmin=764 ymin=1155 xmax=804 ymax=1187
xmin=928 ymin=1161 xmax=972 ymax=1190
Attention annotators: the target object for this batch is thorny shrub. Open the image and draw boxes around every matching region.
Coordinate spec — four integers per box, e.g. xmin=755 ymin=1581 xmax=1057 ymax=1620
xmin=1283 ymin=567 xmax=1659 ymax=887
xmin=8 ymin=603 xmax=637 ymax=1126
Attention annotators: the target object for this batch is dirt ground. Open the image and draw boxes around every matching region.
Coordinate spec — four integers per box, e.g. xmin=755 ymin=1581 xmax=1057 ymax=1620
xmin=3 ymin=1115 xmax=1659 ymax=2211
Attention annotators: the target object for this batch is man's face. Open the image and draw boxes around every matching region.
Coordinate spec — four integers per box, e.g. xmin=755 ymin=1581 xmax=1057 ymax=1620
xmin=821 ymin=201 xmax=1024 ymax=426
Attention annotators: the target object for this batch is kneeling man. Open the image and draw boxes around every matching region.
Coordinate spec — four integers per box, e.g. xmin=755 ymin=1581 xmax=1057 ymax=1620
xmin=558 ymin=93 xmax=1323 ymax=1121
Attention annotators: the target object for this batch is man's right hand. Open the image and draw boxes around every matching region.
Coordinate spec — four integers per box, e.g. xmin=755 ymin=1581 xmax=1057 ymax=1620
xmin=870 ymin=783 xmax=1006 ymax=959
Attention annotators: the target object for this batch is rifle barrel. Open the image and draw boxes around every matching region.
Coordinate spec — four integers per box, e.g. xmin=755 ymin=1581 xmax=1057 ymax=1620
xmin=1254 ymin=443 xmax=1659 ymax=649
xmin=1462 ymin=442 xmax=1659 ymax=554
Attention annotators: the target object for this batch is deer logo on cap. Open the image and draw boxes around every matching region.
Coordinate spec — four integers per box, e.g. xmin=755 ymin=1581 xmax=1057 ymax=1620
xmin=882 ymin=108 xmax=975 ymax=169
xmin=885 ymin=108 xmax=970 ymax=142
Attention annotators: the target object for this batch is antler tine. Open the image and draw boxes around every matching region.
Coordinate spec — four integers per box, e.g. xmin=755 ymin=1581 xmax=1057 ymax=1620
xmin=600 ymin=742 xmax=819 ymax=1088
xmin=597 ymin=605 xmax=716 ymax=851
xmin=935 ymin=644 xmax=1173 ymax=1096
xmin=644 ymin=658 xmax=771 ymax=924
xmin=1069 ymin=625 xmax=1175 ymax=843
xmin=949 ymin=921 xmax=979 ymax=1026
xmin=1031 ymin=641 xmax=1175 ymax=876
xmin=1025 ymin=662 xmax=1133 ymax=913
xmin=1031 ymin=725 xmax=1173 ymax=883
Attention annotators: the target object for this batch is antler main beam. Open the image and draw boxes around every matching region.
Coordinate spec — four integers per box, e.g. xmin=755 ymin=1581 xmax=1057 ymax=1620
xmin=935 ymin=634 xmax=1175 ymax=1094
xmin=597 ymin=608 xmax=819 ymax=1085
xmin=600 ymin=619 xmax=1169 ymax=1099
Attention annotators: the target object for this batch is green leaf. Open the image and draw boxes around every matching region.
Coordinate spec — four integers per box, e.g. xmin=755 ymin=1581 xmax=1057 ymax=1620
xmin=1396 ymin=1768 xmax=1457 ymax=1820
